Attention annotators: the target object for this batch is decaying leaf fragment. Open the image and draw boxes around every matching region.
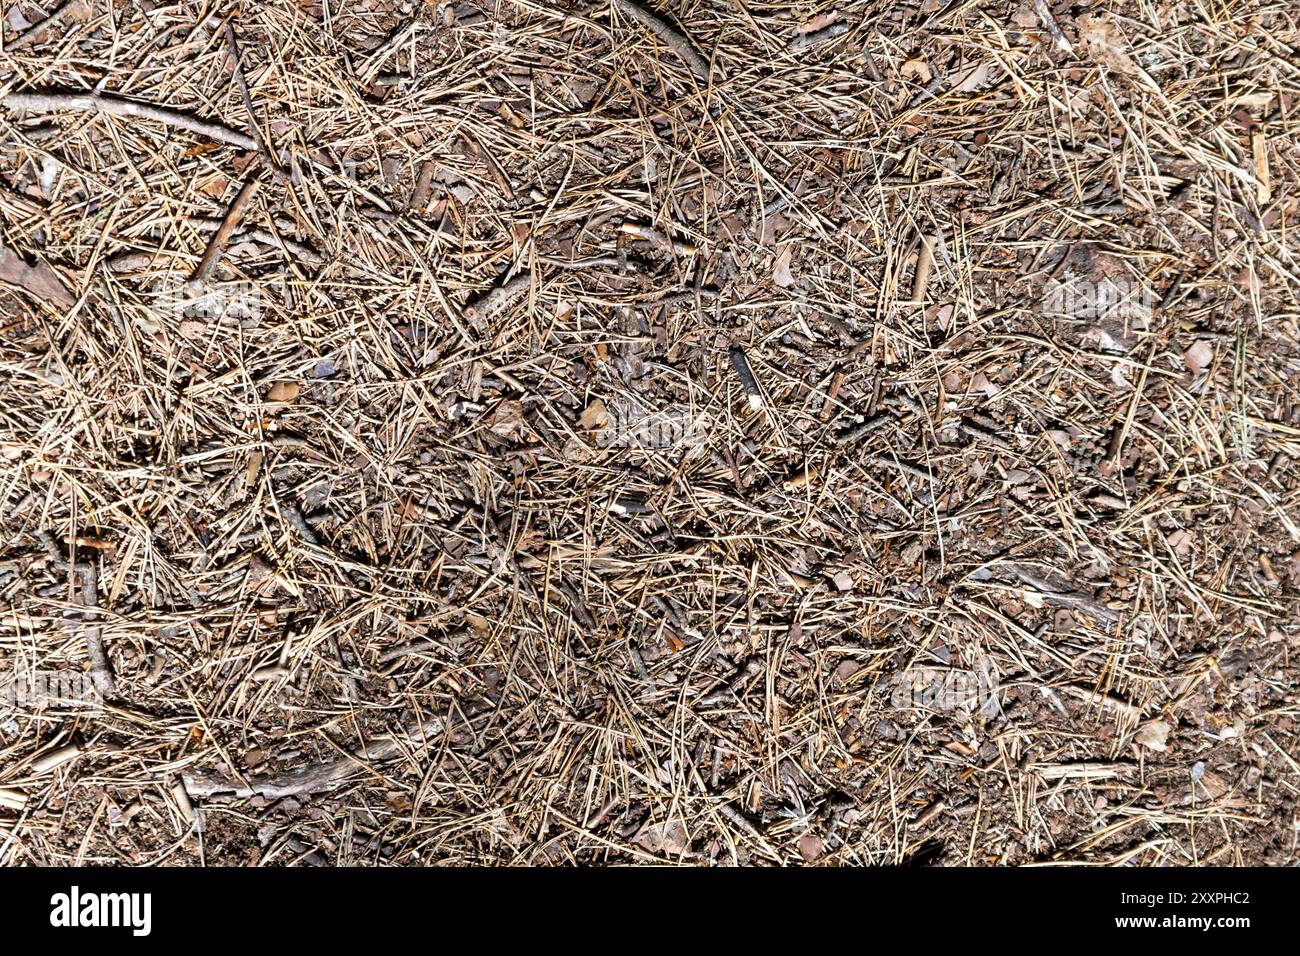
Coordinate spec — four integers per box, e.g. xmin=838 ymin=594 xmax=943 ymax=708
xmin=0 ymin=243 xmax=74 ymax=308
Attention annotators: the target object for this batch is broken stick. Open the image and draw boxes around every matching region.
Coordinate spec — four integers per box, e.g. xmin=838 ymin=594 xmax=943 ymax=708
xmin=608 ymin=0 xmax=713 ymax=82
xmin=729 ymin=347 xmax=763 ymax=411
xmin=3 ymin=90 xmax=258 ymax=151
xmin=5 ymin=0 xmax=81 ymax=51
xmin=38 ymin=531 xmax=115 ymax=695
xmin=182 ymin=716 xmax=446 ymax=799
xmin=190 ymin=176 xmax=260 ymax=282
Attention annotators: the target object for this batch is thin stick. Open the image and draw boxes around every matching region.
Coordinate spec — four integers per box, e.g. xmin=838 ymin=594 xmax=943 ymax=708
xmin=410 ymin=161 xmax=436 ymax=213
xmin=6 ymin=0 xmax=80 ymax=51
xmin=182 ymin=717 xmax=445 ymax=799
xmin=190 ymin=176 xmax=260 ymax=282
xmin=608 ymin=0 xmax=713 ymax=82
xmin=729 ymin=347 xmax=763 ymax=410
xmin=3 ymin=90 xmax=259 ymax=151
xmin=38 ymin=531 xmax=115 ymax=695
xmin=908 ymin=233 xmax=937 ymax=305
xmin=77 ymin=562 xmax=113 ymax=696
xmin=223 ymin=21 xmax=287 ymax=183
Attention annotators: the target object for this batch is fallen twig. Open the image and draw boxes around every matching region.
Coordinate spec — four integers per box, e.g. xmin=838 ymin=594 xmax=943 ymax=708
xmin=223 ymin=21 xmax=287 ymax=182
xmin=38 ymin=531 xmax=115 ymax=695
xmin=190 ymin=176 xmax=260 ymax=282
xmin=729 ymin=347 xmax=763 ymax=411
xmin=182 ymin=717 xmax=446 ymax=799
xmin=3 ymin=89 xmax=258 ymax=151
xmin=608 ymin=0 xmax=713 ymax=81
xmin=5 ymin=0 xmax=81 ymax=51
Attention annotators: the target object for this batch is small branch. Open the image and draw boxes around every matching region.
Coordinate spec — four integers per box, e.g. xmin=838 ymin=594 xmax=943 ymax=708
xmin=908 ymin=232 xmax=937 ymax=305
xmin=190 ymin=176 xmax=260 ymax=282
xmin=3 ymin=89 xmax=258 ymax=151
xmin=1032 ymin=0 xmax=1075 ymax=55
xmin=608 ymin=0 xmax=713 ymax=82
xmin=409 ymin=161 xmax=436 ymax=213
xmin=547 ymin=577 xmax=597 ymax=631
xmin=77 ymin=561 xmax=113 ymax=695
xmin=729 ymin=347 xmax=763 ymax=410
xmin=182 ymin=717 xmax=445 ymax=799
xmin=864 ymin=452 xmax=937 ymax=484
xmin=37 ymin=531 xmax=115 ymax=695
xmin=6 ymin=0 xmax=80 ymax=51
xmin=834 ymin=412 xmax=895 ymax=448
xmin=619 ymin=220 xmax=698 ymax=255
xmin=223 ymin=21 xmax=288 ymax=183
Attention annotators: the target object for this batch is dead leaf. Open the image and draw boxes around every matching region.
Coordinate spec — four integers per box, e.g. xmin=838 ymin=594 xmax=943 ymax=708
xmin=796 ymin=11 xmax=838 ymax=32
xmin=773 ymin=245 xmax=795 ymax=287
xmin=633 ymin=820 xmax=690 ymax=855
xmin=578 ymin=398 xmax=609 ymax=431
xmin=1166 ymin=528 xmax=1193 ymax=558
xmin=798 ymin=834 xmax=824 ymax=861
xmin=561 ymin=435 xmax=594 ymax=463
xmin=1135 ymin=719 xmax=1171 ymax=752
xmin=950 ymin=61 xmax=992 ymax=93
xmin=1193 ymin=768 xmax=1229 ymax=799
xmin=1235 ymin=91 xmax=1275 ymax=111
xmin=483 ymin=399 xmax=527 ymax=440
xmin=900 ymin=57 xmax=932 ymax=83
xmin=198 ymin=172 xmax=231 ymax=199
xmin=0 ymin=244 xmax=74 ymax=308
xmin=1011 ymin=1 xmax=1038 ymax=28
xmin=1183 ymin=340 xmax=1214 ymax=375
xmin=1077 ymin=14 xmax=1141 ymax=76
xmin=266 ymin=381 xmax=301 ymax=403
xmin=246 ymin=555 xmax=275 ymax=588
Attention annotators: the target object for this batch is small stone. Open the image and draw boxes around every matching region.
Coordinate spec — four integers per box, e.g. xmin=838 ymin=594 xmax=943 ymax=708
xmin=798 ymin=834 xmax=823 ymax=861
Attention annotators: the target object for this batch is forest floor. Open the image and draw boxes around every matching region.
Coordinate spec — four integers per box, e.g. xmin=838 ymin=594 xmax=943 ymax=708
xmin=1 ymin=0 xmax=1298 ymax=865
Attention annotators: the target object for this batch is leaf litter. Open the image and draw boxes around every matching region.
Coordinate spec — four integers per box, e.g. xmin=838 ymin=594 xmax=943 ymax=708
xmin=0 ymin=0 xmax=1298 ymax=867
